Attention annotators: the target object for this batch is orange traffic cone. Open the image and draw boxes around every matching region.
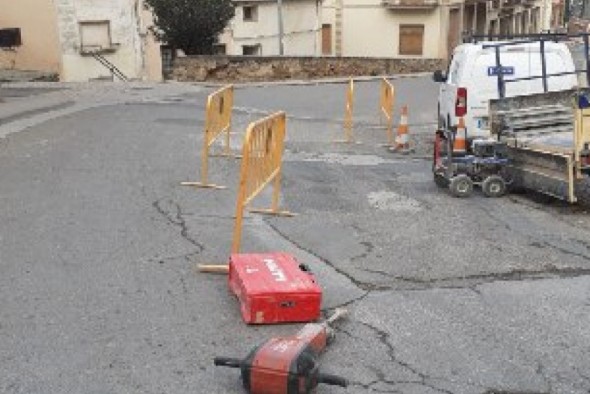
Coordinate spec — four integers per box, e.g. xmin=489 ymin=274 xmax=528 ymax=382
xmin=391 ymin=105 xmax=410 ymax=152
xmin=454 ymin=117 xmax=467 ymax=155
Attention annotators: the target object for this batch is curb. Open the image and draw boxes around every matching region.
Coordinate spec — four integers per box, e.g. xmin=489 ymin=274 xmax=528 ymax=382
xmin=0 ymin=72 xmax=433 ymax=90
xmin=186 ymin=72 xmax=433 ymax=89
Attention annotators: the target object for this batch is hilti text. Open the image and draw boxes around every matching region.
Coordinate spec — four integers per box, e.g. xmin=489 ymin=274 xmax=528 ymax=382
xmin=264 ymin=259 xmax=287 ymax=282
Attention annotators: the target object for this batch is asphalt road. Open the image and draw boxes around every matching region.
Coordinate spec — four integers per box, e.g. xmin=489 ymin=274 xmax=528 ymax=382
xmin=1 ymin=77 xmax=589 ymax=394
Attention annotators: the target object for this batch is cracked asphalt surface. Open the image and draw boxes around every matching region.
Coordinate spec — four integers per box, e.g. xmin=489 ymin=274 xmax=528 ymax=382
xmin=1 ymin=78 xmax=590 ymax=394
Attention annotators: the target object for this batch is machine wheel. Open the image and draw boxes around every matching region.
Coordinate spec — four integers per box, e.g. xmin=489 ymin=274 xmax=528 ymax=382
xmin=482 ymin=175 xmax=507 ymax=198
xmin=575 ymin=177 xmax=590 ymax=207
xmin=434 ymin=173 xmax=448 ymax=188
xmin=449 ymin=175 xmax=474 ymax=198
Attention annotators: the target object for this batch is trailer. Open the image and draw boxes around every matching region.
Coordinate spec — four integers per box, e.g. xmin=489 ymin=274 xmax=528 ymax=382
xmin=489 ymin=88 xmax=590 ymax=204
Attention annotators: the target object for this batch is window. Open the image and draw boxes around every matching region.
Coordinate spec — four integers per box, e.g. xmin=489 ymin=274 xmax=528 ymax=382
xmin=243 ymin=6 xmax=258 ymax=21
xmin=0 ymin=28 xmax=22 ymax=48
xmin=399 ymin=24 xmax=424 ymax=56
xmin=213 ymin=44 xmax=227 ymax=55
xmin=80 ymin=21 xmax=111 ymax=52
xmin=242 ymin=44 xmax=261 ymax=55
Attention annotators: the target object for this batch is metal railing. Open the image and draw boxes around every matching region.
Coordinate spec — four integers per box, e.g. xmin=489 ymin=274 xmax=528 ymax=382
xmin=473 ymin=33 xmax=590 ymax=98
xmin=462 ymin=31 xmax=566 ymax=44
xmin=381 ymin=0 xmax=438 ymax=8
xmin=91 ymin=52 xmax=129 ymax=82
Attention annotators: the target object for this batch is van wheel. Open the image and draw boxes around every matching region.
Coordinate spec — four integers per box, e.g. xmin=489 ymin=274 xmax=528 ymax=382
xmin=482 ymin=175 xmax=506 ymax=197
xmin=449 ymin=175 xmax=473 ymax=198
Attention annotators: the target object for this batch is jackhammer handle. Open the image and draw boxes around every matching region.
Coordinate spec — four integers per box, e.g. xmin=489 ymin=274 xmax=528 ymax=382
xmin=199 ymin=264 xmax=230 ymax=274
xmin=326 ymin=308 xmax=348 ymax=325
xmin=318 ymin=373 xmax=348 ymax=387
xmin=214 ymin=357 xmax=242 ymax=368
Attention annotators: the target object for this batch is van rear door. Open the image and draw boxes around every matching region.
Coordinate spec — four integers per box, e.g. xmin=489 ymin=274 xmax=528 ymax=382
xmin=464 ymin=44 xmax=577 ymax=136
xmin=439 ymin=49 xmax=465 ymax=128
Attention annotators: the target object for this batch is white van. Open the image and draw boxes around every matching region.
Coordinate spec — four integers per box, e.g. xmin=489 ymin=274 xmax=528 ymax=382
xmin=434 ymin=41 xmax=578 ymax=138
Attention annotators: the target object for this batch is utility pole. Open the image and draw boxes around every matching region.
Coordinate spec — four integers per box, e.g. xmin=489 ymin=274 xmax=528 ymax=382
xmin=277 ymin=0 xmax=285 ymax=55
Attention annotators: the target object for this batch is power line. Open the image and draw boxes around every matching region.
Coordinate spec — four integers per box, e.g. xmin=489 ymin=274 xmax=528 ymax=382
xmin=231 ymin=27 xmax=322 ymax=41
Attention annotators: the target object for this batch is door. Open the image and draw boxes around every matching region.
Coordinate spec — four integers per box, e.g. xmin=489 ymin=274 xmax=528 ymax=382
xmin=439 ymin=52 xmax=462 ymax=129
xmin=322 ymin=24 xmax=332 ymax=55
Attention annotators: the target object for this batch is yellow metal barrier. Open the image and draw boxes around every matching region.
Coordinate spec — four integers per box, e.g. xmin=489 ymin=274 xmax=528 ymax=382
xmin=379 ymin=78 xmax=395 ymax=146
xmin=232 ymin=111 xmax=294 ymax=253
xmin=335 ymin=79 xmax=356 ymax=143
xmin=181 ymin=84 xmax=234 ymax=190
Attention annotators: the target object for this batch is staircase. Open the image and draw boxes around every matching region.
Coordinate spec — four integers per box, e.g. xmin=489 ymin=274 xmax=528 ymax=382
xmin=91 ymin=52 xmax=128 ymax=82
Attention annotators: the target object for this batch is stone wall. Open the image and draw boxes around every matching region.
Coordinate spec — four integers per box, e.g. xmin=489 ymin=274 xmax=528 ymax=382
xmin=171 ymin=56 xmax=445 ymax=82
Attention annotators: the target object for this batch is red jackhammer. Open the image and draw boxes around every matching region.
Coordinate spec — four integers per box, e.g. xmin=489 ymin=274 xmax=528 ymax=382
xmin=214 ymin=308 xmax=348 ymax=394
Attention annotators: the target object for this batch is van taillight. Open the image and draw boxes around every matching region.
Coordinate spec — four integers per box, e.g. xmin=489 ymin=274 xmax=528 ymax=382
xmin=455 ymin=87 xmax=467 ymax=117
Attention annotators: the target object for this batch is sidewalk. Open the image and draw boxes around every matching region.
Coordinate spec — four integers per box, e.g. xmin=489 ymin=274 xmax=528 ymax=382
xmin=0 ymin=69 xmax=58 ymax=83
xmin=0 ymin=81 xmax=205 ymax=139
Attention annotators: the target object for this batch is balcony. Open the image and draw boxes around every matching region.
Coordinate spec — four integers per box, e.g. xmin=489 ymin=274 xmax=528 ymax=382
xmin=80 ymin=43 xmax=120 ymax=56
xmin=382 ymin=0 xmax=438 ymax=9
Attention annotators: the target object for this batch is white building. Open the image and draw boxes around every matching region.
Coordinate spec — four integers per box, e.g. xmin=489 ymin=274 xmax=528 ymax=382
xmin=320 ymin=0 xmax=557 ymax=60
xmin=320 ymin=0 xmax=463 ymax=59
xmin=0 ymin=0 xmax=163 ymax=81
xmin=215 ymin=0 xmax=560 ymax=60
xmin=218 ymin=0 xmax=323 ymax=56
xmin=53 ymin=0 xmax=162 ymax=81
xmin=463 ymin=0 xmax=556 ymax=38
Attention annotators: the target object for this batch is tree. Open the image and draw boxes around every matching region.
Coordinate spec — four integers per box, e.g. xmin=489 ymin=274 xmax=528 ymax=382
xmin=145 ymin=0 xmax=235 ymax=55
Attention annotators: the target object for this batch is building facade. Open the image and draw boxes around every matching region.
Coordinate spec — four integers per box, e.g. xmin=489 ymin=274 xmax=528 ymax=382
xmin=320 ymin=0 xmax=464 ymax=59
xmin=218 ymin=0 xmax=323 ymax=56
xmin=463 ymin=0 xmax=555 ymax=38
xmin=319 ymin=0 xmax=559 ymax=60
xmin=0 ymin=0 xmax=162 ymax=82
xmin=0 ymin=0 xmax=62 ymax=74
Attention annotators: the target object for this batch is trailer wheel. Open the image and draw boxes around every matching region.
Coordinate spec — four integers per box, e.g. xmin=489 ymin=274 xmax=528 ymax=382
xmin=575 ymin=177 xmax=590 ymax=207
xmin=482 ymin=175 xmax=506 ymax=198
xmin=449 ymin=175 xmax=473 ymax=198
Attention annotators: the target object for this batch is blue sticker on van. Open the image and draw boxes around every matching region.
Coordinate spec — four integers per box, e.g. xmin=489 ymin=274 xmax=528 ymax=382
xmin=487 ymin=66 xmax=514 ymax=76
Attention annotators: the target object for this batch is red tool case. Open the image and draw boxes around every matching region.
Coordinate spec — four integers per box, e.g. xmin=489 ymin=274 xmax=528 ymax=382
xmin=228 ymin=253 xmax=322 ymax=324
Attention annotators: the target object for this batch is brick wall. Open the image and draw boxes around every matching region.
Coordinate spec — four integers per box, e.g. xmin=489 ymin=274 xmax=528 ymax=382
xmin=171 ymin=56 xmax=445 ymax=82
